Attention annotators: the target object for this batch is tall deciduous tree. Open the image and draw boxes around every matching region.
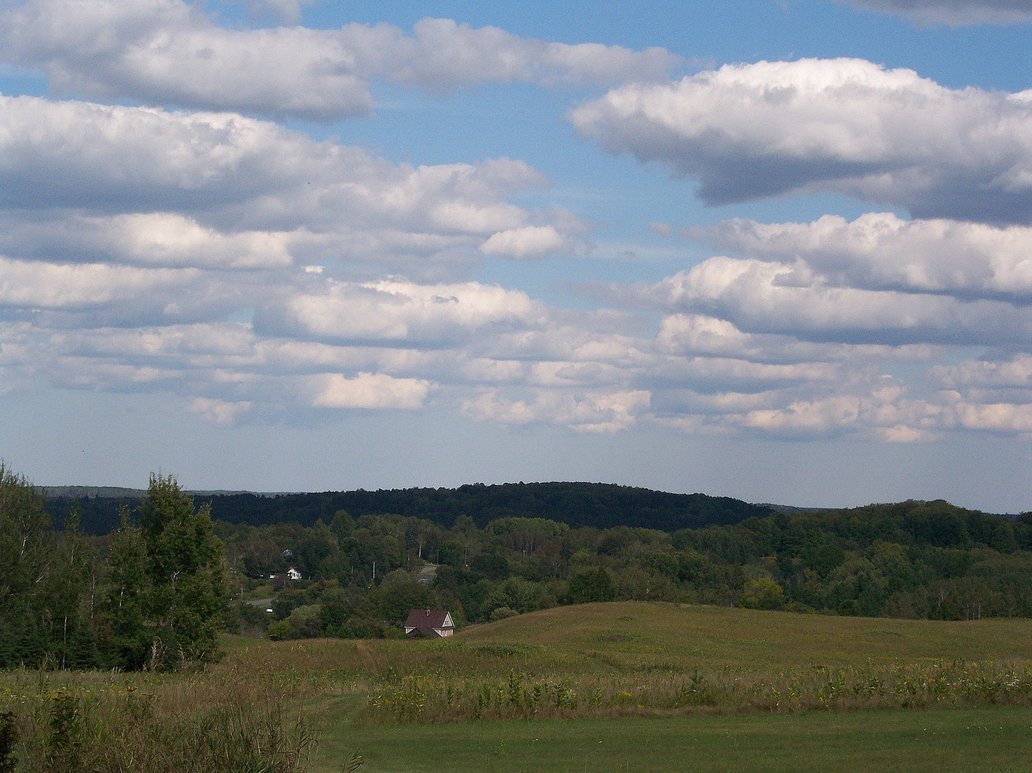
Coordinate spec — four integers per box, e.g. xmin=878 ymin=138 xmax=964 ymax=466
xmin=1 ymin=466 xmax=101 ymax=668
xmin=46 ymin=511 xmax=101 ymax=669
xmin=0 ymin=464 xmax=53 ymax=667
xmin=100 ymin=507 xmax=150 ymax=669
xmin=138 ymin=474 xmax=227 ymax=669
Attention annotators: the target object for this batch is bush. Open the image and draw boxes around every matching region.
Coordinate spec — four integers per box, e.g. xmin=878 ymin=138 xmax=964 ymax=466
xmin=740 ymin=577 xmax=785 ymax=610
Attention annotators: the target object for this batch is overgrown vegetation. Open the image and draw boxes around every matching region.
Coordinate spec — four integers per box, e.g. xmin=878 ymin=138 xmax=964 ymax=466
xmin=0 ymin=654 xmax=316 ymax=772
xmin=348 ymin=603 xmax=1032 ymax=730
xmin=369 ymin=659 xmax=1032 ymax=723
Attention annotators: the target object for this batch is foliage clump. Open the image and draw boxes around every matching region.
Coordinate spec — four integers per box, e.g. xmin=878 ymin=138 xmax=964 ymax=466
xmin=1 ymin=466 xmax=227 ymax=671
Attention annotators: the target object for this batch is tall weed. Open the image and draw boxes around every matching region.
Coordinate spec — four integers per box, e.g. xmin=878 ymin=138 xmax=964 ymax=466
xmin=367 ymin=660 xmax=1032 ymax=723
xmin=1 ymin=660 xmax=322 ymax=772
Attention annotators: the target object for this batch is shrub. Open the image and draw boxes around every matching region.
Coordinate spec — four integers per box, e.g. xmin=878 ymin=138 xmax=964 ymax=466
xmin=740 ymin=578 xmax=785 ymax=610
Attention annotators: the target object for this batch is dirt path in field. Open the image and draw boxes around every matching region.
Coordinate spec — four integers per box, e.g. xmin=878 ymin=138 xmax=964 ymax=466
xmin=355 ymin=640 xmax=379 ymax=674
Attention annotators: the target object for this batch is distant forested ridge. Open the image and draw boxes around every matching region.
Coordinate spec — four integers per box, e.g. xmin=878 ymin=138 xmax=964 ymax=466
xmin=45 ymin=482 xmax=774 ymax=535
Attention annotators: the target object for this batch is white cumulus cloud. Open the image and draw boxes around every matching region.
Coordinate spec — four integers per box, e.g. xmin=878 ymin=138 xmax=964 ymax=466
xmin=0 ymin=95 xmax=573 ymax=278
xmin=570 ymin=58 xmax=1032 ymax=223
xmin=0 ymin=257 xmax=199 ymax=309
xmin=264 ymin=279 xmax=542 ymax=345
xmin=700 ymin=213 xmax=1032 ymax=301
xmin=310 ymin=372 xmax=431 ymax=410
xmin=463 ymin=388 xmax=651 ymax=433
xmin=645 ymin=256 xmax=1032 ymax=346
xmin=480 ymin=225 xmax=567 ymax=259
xmin=189 ymin=397 xmax=253 ymax=426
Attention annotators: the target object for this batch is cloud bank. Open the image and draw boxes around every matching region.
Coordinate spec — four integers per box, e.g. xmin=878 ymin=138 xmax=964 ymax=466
xmin=0 ymin=94 xmax=576 ymax=283
xmin=0 ymin=0 xmax=680 ymax=120
xmin=0 ymin=3 xmax=1030 ymax=454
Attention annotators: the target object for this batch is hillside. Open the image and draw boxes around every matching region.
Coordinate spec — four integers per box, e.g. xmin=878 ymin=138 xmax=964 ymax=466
xmin=44 ymin=481 xmax=774 ymax=534
xmin=216 ymin=601 xmax=1032 ymax=680
xmin=456 ymin=601 xmax=1032 ymax=669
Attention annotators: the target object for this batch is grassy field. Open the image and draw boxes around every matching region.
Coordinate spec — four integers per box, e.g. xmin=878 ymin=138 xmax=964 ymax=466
xmin=5 ymin=602 xmax=1032 ymax=771
xmin=232 ymin=601 xmax=1032 ymax=679
xmin=316 ymin=707 xmax=1032 ymax=772
xmin=459 ymin=601 xmax=1032 ymax=668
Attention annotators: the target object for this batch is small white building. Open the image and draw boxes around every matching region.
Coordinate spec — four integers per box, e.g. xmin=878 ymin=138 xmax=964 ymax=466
xmin=269 ymin=567 xmax=304 ymax=583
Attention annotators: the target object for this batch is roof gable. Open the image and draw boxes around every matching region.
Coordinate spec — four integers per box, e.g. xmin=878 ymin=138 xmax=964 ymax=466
xmin=405 ymin=608 xmax=454 ymax=633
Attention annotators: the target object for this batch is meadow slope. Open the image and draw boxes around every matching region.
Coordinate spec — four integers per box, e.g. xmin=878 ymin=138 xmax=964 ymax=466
xmin=7 ymin=602 xmax=1032 ymax=771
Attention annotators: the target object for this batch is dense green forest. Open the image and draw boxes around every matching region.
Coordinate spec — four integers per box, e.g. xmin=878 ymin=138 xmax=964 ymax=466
xmin=219 ymin=496 xmax=1032 ymax=641
xmin=44 ymin=482 xmax=774 ymax=534
xmin=7 ymin=466 xmax=1032 ymax=665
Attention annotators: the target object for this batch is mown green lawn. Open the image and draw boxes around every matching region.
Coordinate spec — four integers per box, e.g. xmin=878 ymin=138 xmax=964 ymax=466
xmin=314 ymin=706 xmax=1032 ymax=772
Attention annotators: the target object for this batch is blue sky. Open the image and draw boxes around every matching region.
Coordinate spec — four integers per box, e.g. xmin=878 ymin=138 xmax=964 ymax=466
xmin=1 ymin=0 xmax=1031 ymax=512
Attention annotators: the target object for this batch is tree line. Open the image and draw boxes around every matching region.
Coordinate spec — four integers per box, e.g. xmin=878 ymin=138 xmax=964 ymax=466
xmin=0 ymin=466 xmax=226 ymax=670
